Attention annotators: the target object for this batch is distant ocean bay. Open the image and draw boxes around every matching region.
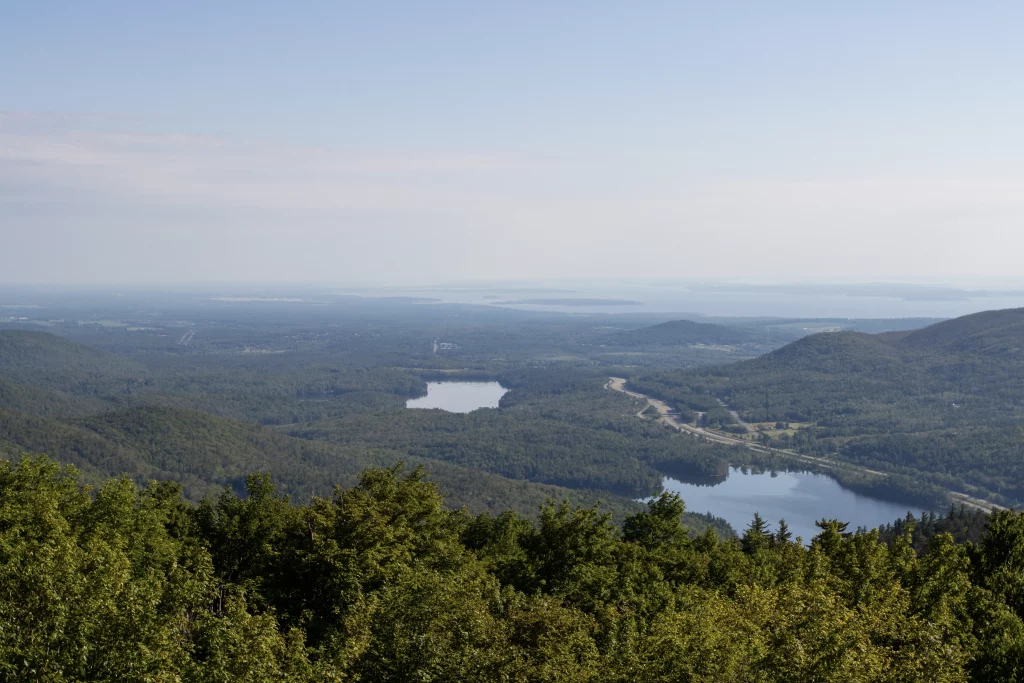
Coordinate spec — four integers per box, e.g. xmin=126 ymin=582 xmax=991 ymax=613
xmin=350 ymin=283 xmax=1024 ymax=319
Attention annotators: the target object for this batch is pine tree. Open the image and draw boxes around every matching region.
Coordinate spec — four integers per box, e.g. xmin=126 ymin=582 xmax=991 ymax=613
xmin=775 ymin=519 xmax=792 ymax=545
xmin=742 ymin=512 xmax=771 ymax=554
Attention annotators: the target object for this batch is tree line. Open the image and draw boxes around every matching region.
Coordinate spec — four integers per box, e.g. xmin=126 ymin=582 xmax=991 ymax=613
xmin=4 ymin=455 xmax=1024 ymax=681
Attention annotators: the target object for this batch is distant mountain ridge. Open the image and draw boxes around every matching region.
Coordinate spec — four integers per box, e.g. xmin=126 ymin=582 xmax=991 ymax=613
xmin=605 ymin=319 xmax=754 ymax=347
xmin=720 ymin=307 xmax=1024 ymax=373
xmin=900 ymin=307 xmax=1024 ymax=355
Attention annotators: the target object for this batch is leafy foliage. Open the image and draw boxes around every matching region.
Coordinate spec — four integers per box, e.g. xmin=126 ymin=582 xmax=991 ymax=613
xmin=3 ymin=455 xmax=1024 ymax=681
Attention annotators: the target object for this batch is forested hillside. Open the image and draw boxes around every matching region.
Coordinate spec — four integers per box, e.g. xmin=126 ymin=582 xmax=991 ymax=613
xmin=0 ymin=330 xmax=144 ymax=393
xmin=631 ymin=307 xmax=1024 ymax=503
xmin=0 ymin=296 xmax=993 ymax=536
xmin=0 ymin=402 xmax=685 ymax=525
xmin=0 ymin=378 xmax=114 ymax=419
xmin=2 ymin=293 xmax=1022 ymax=680
xmin=0 ymin=323 xmax=748 ymax=528
xmin=900 ymin=307 xmax=1024 ymax=354
xmin=603 ymin=319 xmax=754 ymax=347
xmin=4 ymin=455 xmax=1024 ymax=681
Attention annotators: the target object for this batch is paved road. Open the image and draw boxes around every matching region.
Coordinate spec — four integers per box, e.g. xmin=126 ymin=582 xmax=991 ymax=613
xmin=606 ymin=377 xmax=1003 ymax=512
xmin=717 ymin=398 xmax=754 ymax=433
xmin=607 ymin=377 xmax=776 ymax=451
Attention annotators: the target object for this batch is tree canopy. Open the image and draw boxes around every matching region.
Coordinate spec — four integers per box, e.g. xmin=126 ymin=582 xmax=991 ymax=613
xmin=3 ymin=455 xmax=1023 ymax=681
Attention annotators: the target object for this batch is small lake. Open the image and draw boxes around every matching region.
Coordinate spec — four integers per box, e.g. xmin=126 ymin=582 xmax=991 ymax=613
xmin=406 ymin=381 xmax=508 ymax=413
xmin=661 ymin=467 xmax=932 ymax=543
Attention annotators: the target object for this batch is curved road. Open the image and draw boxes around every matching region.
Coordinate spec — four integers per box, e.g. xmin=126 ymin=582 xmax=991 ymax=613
xmin=606 ymin=377 xmax=1002 ymax=512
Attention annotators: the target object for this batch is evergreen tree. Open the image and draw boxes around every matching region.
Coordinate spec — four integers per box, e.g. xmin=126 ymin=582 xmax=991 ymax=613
xmin=741 ymin=512 xmax=771 ymax=554
xmin=774 ymin=519 xmax=792 ymax=545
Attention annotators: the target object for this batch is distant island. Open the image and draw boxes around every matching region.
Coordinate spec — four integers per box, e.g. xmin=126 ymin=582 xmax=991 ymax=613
xmin=209 ymin=297 xmax=308 ymax=302
xmin=493 ymin=298 xmax=643 ymax=306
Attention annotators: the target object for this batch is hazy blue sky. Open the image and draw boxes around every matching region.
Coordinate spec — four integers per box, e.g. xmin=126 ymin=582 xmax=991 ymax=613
xmin=3 ymin=2 xmax=1023 ymax=284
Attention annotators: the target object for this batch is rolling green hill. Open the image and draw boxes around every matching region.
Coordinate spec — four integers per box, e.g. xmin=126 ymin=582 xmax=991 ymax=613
xmin=0 ymin=378 xmax=116 ymax=419
xmin=632 ymin=307 xmax=1024 ymax=503
xmin=900 ymin=307 xmax=1024 ymax=355
xmin=605 ymin=319 xmax=754 ymax=347
xmin=0 ymin=330 xmax=736 ymax=525
xmin=0 ymin=403 xmax=685 ymax=526
xmin=0 ymin=329 xmax=144 ymax=393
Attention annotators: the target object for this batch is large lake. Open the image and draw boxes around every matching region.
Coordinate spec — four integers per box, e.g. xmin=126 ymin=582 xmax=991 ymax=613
xmin=661 ymin=467 xmax=931 ymax=543
xmin=406 ymin=381 xmax=508 ymax=413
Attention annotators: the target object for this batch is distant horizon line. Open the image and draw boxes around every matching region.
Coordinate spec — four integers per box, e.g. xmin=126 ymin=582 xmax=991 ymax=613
xmin=3 ymin=277 xmax=1024 ymax=291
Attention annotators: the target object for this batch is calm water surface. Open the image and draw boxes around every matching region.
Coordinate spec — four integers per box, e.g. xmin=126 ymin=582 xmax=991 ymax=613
xmin=348 ymin=284 xmax=1024 ymax=318
xmin=662 ymin=467 xmax=931 ymax=543
xmin=406 ymin=381 xmax=508 ymax=413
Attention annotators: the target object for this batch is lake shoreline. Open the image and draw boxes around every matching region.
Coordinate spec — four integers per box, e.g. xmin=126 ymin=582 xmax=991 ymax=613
xmin=406 ymin=381 xmax=509 ymax=413
xmin=655 ymin=466 xmax=936 ymax=543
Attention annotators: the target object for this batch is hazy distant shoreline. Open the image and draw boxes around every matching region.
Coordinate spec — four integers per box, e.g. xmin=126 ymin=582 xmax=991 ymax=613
xmin=493 ymin=298 xmax=643 ymax=306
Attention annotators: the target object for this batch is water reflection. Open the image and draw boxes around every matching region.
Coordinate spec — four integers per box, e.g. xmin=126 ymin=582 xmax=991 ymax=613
xmin=660 ymin=467 xmax=932 ymax=543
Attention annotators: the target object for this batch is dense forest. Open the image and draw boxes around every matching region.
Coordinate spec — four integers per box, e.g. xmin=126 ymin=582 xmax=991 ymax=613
xmin=0 ymin=399 xmax=702 ymax=528
xmin=631 ymin=308 xmax=1024 ymax=504
xmin=601 ymin=319 xmax=756 ymax=347
xmin=0 ymin=312 xmax=752 ymax=531
xmin=4 ymin=455 xmax=1024 ymax=681
xmin=3 ymin=297 xmax=1021 ymax=514
xmin=5 ymin=290 xmax=1024 ymax=679
xmin=1 ymin=296 xmax=1018 ymax=517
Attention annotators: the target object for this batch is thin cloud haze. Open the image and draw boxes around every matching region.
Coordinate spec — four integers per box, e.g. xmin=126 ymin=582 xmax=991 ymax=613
xmin=2 ymin=3 xmax=1024 ymax=284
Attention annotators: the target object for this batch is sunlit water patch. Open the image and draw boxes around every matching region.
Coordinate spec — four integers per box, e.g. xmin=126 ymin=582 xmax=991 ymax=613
xmin=406 ymin=381 xmax=508 ymax=413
